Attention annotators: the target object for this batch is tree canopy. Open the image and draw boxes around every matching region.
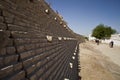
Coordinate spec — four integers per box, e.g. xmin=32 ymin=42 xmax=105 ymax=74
xmin=92 ymin=24 xmax=116 ymax=39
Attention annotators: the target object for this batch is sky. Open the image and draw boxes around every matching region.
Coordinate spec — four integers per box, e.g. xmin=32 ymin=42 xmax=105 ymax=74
xmin=46 ymin=0 xmax=120 ymax=36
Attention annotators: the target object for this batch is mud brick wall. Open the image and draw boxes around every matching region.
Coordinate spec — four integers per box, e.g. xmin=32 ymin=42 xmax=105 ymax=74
xmin=0 ymin=0 xmax=80 ymax=80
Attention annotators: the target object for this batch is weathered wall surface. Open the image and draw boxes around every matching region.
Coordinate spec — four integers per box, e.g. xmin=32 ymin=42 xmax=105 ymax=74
xmin=0 ymin=0 xmax=80 ymax=80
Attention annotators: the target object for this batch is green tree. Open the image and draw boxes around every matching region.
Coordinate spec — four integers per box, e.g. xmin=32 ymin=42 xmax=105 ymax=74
xmin=92 ymin=24 xmax=116 ymax=39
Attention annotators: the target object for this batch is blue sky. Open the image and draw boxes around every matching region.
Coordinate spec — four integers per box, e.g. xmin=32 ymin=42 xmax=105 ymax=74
xmin=46 ymin=0 xmax=120 ymax=36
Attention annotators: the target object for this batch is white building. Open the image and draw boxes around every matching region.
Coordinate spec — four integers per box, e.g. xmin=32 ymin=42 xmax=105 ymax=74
xmin=88 ymin=34 xmax=96 ymax=41
xmin=89 ymin=33 xmax=120 ymax=46
xmin=102 ymin=34 xmax=120 ymax=46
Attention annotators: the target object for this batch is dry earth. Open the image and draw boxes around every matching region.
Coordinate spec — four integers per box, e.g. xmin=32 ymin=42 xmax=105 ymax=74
xmin=79 ymin=41 xmax=120 ymax=80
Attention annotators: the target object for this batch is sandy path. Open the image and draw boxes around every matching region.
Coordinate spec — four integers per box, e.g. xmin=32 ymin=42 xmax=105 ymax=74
xmin=91 ymin=43 xmax=120 ymax=66
xmin=79 ymin=42 xmax=120 ymax=80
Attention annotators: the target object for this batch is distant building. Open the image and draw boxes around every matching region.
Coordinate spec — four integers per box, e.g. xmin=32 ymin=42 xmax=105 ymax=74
xmin=102 ymin=34 xmax=120 ymax=46
xmin=111 ymin=34 xmax=120 ymax=40
xmin=88 ymin=34 xmax=96 ymax=41
xmin=89 ymin=33 xmax=120 ymax=46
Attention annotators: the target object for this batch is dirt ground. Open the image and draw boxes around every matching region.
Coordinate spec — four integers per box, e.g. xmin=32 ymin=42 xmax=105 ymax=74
xmin=79 ymin=41 xmax=120 ymax=80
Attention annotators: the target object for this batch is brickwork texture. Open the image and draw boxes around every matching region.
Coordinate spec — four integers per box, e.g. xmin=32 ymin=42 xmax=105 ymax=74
xmin=0 ymin=0 xmax=80 ymax=80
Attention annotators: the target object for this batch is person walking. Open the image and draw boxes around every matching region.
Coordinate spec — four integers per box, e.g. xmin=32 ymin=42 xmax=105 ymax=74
xmin=95 ymin=39 xmax=99 ymax=45
xmin=109 ymin=41 xmax=114 ymax=48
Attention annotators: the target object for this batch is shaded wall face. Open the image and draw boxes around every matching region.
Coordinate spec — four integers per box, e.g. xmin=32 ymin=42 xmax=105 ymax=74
xmin=0 ymin=0 xmax=80 ymax=80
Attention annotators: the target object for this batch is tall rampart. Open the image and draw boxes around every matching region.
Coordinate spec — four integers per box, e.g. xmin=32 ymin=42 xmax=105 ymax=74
xmin=0 ymin=0 xmax=80 ymax=80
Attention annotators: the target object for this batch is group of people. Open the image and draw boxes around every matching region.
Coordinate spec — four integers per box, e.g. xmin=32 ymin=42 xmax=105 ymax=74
xmin=95 ymin=39 xmax=114 ymax=48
